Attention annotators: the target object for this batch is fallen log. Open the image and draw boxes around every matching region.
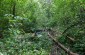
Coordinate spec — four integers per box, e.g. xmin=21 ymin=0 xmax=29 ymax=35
xmin=48 ymin=32 xmax=79 ymax=55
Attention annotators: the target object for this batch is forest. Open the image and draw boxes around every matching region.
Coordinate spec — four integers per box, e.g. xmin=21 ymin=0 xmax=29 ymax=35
xmin=0 ymin=0 xmax=85 ymax=55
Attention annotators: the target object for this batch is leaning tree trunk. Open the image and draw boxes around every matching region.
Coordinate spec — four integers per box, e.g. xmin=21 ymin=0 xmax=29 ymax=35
xmin=48 ymin=29 xmax=79 ymax=55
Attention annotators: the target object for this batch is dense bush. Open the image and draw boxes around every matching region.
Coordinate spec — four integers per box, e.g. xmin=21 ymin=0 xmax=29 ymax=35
xmin=0 ymin=33 xmax=52 ymax=55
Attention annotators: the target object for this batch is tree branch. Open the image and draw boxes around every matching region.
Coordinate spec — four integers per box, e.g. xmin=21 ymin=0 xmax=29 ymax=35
xmin=62 ymin=21 xmax=85 ymax=34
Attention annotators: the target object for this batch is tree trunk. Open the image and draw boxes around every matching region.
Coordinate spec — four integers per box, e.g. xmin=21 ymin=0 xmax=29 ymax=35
xmin=12 ymin=1 xmax=16 ymax=18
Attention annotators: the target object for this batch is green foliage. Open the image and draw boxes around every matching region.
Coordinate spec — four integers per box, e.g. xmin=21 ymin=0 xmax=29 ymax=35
xmin=0 ymin=33 xmax=52 ymax=55
xmin=0 ymin=0 xmax=85 ymax=55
